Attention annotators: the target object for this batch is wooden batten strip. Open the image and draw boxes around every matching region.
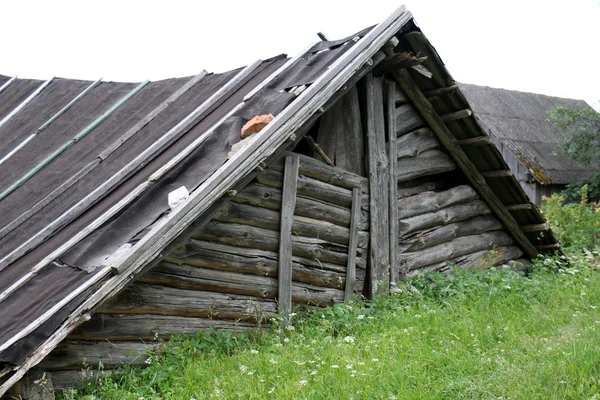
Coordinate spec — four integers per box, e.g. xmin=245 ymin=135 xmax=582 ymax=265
xmin=0 ymin=78 xmax=103 ymax=166
xmin=519 ymin=223 xmax=549 ymax=232
xmin=345 ymin=188 xmax=362 ymax=301
xmin=506 ymin=203 xmax=533 ymax=211
xmin=536 ymin=243 xmax=561 ymax=250
xmin=422 ymin=85 xmax=459 ymax=98
xmin=386 ymin=80 xmax=400 ymax=283
xmin=0 ymin=76 xmax=17 ymax=94
xmin=458 ymin=136 xmax=490 ymax=146
xmin=440 ymin=109 xmax=472 ymax=123
xmin=0 ymin=80 xmax=149 ymax=204
xmin=0 ymin=78 xmax=54 ymax=130
xmin=366 ymin=73 xmax=390 ymax=293
xmin=0 ymin=8 xmax=413 ymax=396
xmin=278 ymin=156 xmax=300 ymax=322
xmin=480 ymin=170 xmax=513 ymax=178
xmin=392 ymin=68 xmax=538 ymax=258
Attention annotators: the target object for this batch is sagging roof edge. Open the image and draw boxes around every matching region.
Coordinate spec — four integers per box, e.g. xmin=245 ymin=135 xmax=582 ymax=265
xmin=0 ymin=6 xmax=413 ymax=394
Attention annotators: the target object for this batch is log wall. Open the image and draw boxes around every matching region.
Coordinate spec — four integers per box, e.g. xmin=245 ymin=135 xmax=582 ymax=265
xmin=42 ymin=153 xmax=369 ymax=389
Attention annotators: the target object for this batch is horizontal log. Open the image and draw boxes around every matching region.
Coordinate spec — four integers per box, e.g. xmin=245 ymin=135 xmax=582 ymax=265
xmin=396 ymin=149 xmax=456 ymax=182
xmin=272 ymin=152 xmax=369 ymax=192
xmin=398 ymin=231 xmax=515 ymax=271
xmin=395 ymin=83 xmax=408 ymax=103
xmin=398 ymin=215 xmax=503 ymax=253
xmin=506 ymin=203 xmax=533 ymax=211
xmin=399 ymin=200 xmax=492 ymax=237
xmin=257 ymin=168 xmax=368 ymax=209
xmin=440 ymin=109 xmax=472 ymax=123
xmin=70 ymin=314 xmax=254 ymax=341
xmin=395 ymin=127 xmax=439 ymax=159
xmin=195 ymin=221 xmax=366 ymax=268
xmin=397 ymin=180 xmax=446 ymax=199
xmin=171 ymin=239 xmax=367 ymax=274
xmin=51 ymin=370 xmax=119 ymax=390
xmin=214 ymin=201 xmax=368 ymax=249
xmin=520 ymin=223 xmax=549 ymax=232
xmin=480 ymin=170 xmax=513 ymax=178
xmin=395 ymin=103 xmax=424 ymax=136
xmin=140 ymin=262 xmax=345 ymax=305
xmin=457 ymin=136 xmax=491 ymax=147
xmin=396 ymin=185 xmax=478 ymax=219
xmin=232 ymin=183 xmax=369 ymax=230
xmin=40 ymin=340 xmax=158 ymax=370
xmin=100 ymin=283 xmax=278 ymax=321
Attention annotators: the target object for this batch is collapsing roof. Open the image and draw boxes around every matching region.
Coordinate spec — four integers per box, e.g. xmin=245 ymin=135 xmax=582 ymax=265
xmin=460 ymin=83 xmax=599 ymax=185
xmin=0 ymin=6 xmax=561 ymax=395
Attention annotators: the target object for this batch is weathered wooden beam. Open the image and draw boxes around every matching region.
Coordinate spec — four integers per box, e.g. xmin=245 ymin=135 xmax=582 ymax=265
xmin=392 ymin=68 xmax=538 ymax=258
xmin=457 ymin=136 xmax=491 ymax=147
xmin=398 ymin=200 xmax=492 ymax=238
xmin=395 ymin=149 xmax=456 ymax=182
xmin=365 ymin=73 xmax=390 ymax=294
xmin=397 ymin=180 xmax=446 ymax=199
xmin=304 ymin=135 xmax=334 ymax=167
xmin=480 ymin=170 xmax=513 ymax=178
xmin=506 ymin=203 xmax=533 ymax=211
xmin=422 ymin=85 xmax=459 ymax=98
xmin=387 ymin=80 xmax=400 ymax=283
xmin=278 ymin=155 xmax=300 ymax=321
xmin=345 ymin=188 xmax=362 ymax=301
xmin=395 ymin=127 xmax=439 ymax=159
xmin=395 ymin=103 xmax=424 ymax=136
xmin=519 ymin=223 xmax=550 ymax=232
xmin=396 ymin=185 xmax=479 ymax=219
xmin=440 ymin=109 xmax=472 ymax=123
xmin=535 ymin=243 xmax=561 ymax=250
xmin=333 ymin=86 xmax=366 ymax=175
xmin=375 ymin=52 xmax=427 ymax=73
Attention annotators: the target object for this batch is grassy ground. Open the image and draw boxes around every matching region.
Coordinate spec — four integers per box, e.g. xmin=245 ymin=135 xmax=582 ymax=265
xmin=61 ymin=250 xmax=600 ymax=400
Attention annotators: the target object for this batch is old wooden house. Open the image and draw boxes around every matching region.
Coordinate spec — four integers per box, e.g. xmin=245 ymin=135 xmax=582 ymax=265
xmin=460 ymin=83 xmax=599 ymax=204
xmin=0 ymin=6 xmax=561 ymax=397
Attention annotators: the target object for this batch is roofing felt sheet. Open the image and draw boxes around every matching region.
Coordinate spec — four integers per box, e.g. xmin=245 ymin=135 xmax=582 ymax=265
xmin=0 ymin=32 xmax=361 ymax=366
xmin=460 ymin=83 xmax=599 ymax=184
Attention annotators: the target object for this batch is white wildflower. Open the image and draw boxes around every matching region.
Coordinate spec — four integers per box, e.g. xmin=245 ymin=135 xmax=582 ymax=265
xmin=343 ymin=336 xmax=355 ymax=343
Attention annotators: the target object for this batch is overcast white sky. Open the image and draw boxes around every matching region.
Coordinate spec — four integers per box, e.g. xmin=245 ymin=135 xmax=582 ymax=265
xmin=2 ymin=0 xmax=599 ymax=107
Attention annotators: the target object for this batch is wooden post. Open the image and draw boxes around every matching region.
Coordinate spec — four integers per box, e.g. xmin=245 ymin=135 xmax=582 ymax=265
xmin=345 ymin=188 xmax=362 ymax=301
xmin=278 ymin=155 xmax=299 ymax=324
xmin=392 ymin=69 xmax=538 ymax=259
xmin=386 ymin=80 xmax=399 ymax=284
xmin=365 ymin=73 xmax=390 ymax=294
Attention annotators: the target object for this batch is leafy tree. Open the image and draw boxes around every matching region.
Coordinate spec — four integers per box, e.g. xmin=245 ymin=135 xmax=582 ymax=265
xmin=548 ymin=106 xmax=600 ymax=165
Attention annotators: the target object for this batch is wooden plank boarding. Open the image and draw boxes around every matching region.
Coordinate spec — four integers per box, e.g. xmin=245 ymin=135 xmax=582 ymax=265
xmin=386 ymin=80 xmax=400 ymax=283
xmin=345 ymin=188 xmax=362 ymax=301
xmin=392 ymin=68 xmax=538 ymax=258
xmin=278 ymin=155 xmax=300 ymax=322
xmin=365 ymin=73 xmax=390 ymax=294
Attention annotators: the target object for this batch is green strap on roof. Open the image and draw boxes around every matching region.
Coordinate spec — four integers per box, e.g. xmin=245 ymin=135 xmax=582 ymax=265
xmin=0 ymin=80 xmax=149 ymax=202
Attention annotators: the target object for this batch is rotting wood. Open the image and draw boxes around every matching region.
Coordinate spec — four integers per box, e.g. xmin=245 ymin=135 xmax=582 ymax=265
xmin=395 ymin=127 xmax=439 ymax=159
xmin=395 ymin=103 xmax=424 ymax=136
xmin=519 ymin=223 xmax=549 ymax=232
xmin=345 ymin=188 xmax=363 ymax=301
xmin=440 ymin=109 xmax=472 ymax=123
xmin=39 ymin=340 xmax=158 ymax=371
xmin=398 ymin=200 xmax=492 ymax=237
xmin=365 ymin=73 xmax=390 ymax=293
xmin=0 ymin=8 xmax=414 ymax=392
xmin=271 ymin=152 xmax=369 ymax=193
xmin=398 ymin=215 xmax=503 ymax=253
xmin=395 ymin=149 xmax=456 ymax=182
xmin=278 ymin=156 xmax=300 ymax=320
xmin=396 ymin=185 xmax=478 ymax=219
xmin=392 ymin=68 xmax=538 ymax=258
xmin=69 ymin=314 xmax=255 ymax=340
xmin=214 ymin=201 xmax=368 ymax=248
xmin=100 ymin=283 xmax=277 ymax=321
xmin=480 ymin=170 xmax=513 ymax=178
xmin=457 ymin=136 xmax=490 ymax=147
xmin=195 ymin=221 xmax=366 ymax=268
xmin=231 ymin=183 xmax=369 ymax=230
xmin=506 ymin=203 xmax=533 ymax=211
xmin=387 ymin=80 xmax=400 ymax=283
xmin=398 ymin=231 xmax=515 ymax=271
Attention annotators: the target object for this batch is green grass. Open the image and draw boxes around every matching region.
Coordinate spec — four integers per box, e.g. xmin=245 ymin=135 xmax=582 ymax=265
xmin=62 ymin=251 xmax=600 ymax=400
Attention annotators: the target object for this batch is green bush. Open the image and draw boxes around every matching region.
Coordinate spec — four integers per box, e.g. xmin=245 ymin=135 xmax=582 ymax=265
xmin=540 ymin=185 xmax=600 ymax=251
